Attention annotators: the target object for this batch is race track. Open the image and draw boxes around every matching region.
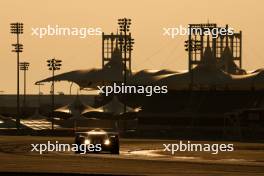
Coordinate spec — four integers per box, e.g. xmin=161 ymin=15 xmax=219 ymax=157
xmin=0 ymin=136 xmax=263 ymax=176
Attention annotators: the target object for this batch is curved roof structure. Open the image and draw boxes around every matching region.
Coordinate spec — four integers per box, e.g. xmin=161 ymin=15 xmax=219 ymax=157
xmin=156 ymin=46 xmax=264 ymax=90
xmin=156 ymin=64 xmax=232 ymax=90
xmin=36 ymin=49 xmax=125 ymax=89
xmin=128 ymin=69 xmax=176 ymax=85
xmin=96 ymin=96 xmax=141 ymax=115
xmin=36 ymin=68 xmax=123 ymax=89
xmin=36 ymin=42 xmax=264 ymax=91
xmin=55 ymin=95 xmax=140 ymax=120
xmin=55 ymin=95 xmax=102 ymax=119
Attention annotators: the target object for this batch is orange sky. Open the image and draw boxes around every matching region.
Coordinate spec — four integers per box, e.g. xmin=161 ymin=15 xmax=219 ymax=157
xmin=0 ymin=0 xmax=263 ymax=94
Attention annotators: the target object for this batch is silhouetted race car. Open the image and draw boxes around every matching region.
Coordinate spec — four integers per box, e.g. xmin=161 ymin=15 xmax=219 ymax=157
xmin=74 ymin=128 xmax=119 ymax=154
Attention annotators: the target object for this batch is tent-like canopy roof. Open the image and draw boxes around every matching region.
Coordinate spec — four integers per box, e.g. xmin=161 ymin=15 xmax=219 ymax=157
xmin=36 ymin=44 xmax=264 ymax=91
xmin=55 ymin=95 xmax=102 ymax=119
xmin=96 ymin=96 xmax=141 ymax=115
xmin=128 ymin=69 xmax=176 ymax=85
xmin=36 ymin=49 xmax=125 ymax=88
xmin=55 ymin=95 xmax=141 ymax=120
xmin=36 ymin=68 xmax=123 ymax=89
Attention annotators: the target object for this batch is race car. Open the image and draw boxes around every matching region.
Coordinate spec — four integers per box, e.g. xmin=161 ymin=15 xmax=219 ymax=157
xmin=74 ymin=128 xmax=119 ymax=154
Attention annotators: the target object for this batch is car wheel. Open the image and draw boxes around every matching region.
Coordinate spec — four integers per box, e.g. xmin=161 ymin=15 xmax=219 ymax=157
xmin=111 ymin=142 xmax=119 ymax=154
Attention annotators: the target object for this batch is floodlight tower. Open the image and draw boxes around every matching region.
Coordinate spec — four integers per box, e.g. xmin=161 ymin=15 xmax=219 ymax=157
xmin=47 ymin=58 xmax=62 ymax=130
xmin=118 ymin=18 xmax=132 ymax=84
xmin=19 ymin=62 xmax=29 ymax=107
xmin=118 ymin=18 xmax=135 ymax=115
xmin=10 ymin=22 xmax=24 ymax=130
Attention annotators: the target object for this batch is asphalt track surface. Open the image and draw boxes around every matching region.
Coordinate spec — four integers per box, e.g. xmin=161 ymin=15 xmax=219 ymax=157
xmin=0 ymin=136 xmax=263 ymax=176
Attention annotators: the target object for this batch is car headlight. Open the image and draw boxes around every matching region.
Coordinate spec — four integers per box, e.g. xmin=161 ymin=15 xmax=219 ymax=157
xmin=104 ymin=139 xmax=110 ymax=145
xmin=84 ymin=139 xmax=91 ymax=145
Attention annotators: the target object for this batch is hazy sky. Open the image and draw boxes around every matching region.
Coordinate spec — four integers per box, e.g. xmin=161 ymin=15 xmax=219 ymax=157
xmin=0 ymin=0 xmax=263 ymax=94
